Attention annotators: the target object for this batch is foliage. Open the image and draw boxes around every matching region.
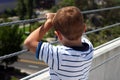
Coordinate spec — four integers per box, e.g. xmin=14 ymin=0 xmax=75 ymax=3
xmin=11 ymin=76 xmax=18 ymax=80
xmin=44 ymin=28 xmax=55 ymax=39
xmin=51 ymin=0 xmax=75 ymax=12
xmin=0 ymin=25 xmax=24 ymax=68
xmin=87 ymin=26 xmax=120 ymax=47
xmin=98 ymin=0 xmax=120 ymax=24
xmin=50 ymin=5 xmax=59 ymax=13
xmin=25 ymin=0 xmax=33 ymax=19
xmin=26 ymin=22 xmax=43 ymax=34
xmin=51 ymin=0 xmax=99 ymax=12
xmin=60 ymin=0 xmax=75 ymax=7
xmin=75 ymin=0 xmax=98 ymax=10
xmin=0 ymin=9 xmax=17 ymax=18
xmin=17 ymin=0 xmax=34 ymax=20
xmin=17 ymin=0 xmax=26 ymax=20
xmin=33 ymin=0 xmax=39 ymax=8
xmin=50 ymin=0 xmax=120 ymax=47
xmin=4 ymin=9 xmax=17 ymax=17
xmin=104 ymin=0 xmax=120 ymax=7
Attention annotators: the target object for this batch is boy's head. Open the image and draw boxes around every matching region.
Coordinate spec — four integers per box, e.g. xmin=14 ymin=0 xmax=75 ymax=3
xmin=53 ymin=6 xmax=85 ymax=40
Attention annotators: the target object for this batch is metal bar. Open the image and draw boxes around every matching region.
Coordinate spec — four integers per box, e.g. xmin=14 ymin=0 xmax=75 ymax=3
xmin=84 ymin=23 xmax=120 ymax=35
xmin=0 ymin=49 xmax=28 ymax=60
xmin=0 ymin=18 xmax=46 ymax=27
xmin=0 ymin=6 xmax=120 ymax=60
xmin=0 ymin=23 xmax=119 ymax=60
xmin=20 ymin=68 xmax=49 ymax=80
xmin=82 ymin=6 xmax=120 ymax=14
xmin=0 ymin=6 xmax=120 ymax=27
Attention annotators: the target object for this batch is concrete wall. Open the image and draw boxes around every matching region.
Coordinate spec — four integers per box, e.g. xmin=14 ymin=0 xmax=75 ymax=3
xmin=21 ymin=37 xmax=120 ymax=80
xmin=89 ymin=37 xmax=120 ymax=80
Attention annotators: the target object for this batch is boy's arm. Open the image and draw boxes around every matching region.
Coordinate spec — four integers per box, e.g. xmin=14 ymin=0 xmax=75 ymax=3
xmin=24 ymin=13 xmax=55 ymax=53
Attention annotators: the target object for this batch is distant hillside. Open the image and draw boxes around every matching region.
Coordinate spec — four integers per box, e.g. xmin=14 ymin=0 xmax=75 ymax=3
xmin=0 ymin=0 xmax=17 ymax=13
xmin=0 ymin=0 xmax=16 ymax=3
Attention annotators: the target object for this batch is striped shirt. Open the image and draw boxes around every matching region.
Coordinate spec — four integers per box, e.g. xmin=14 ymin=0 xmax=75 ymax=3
xmin=36 ymin=37 xmax=94 ymax=80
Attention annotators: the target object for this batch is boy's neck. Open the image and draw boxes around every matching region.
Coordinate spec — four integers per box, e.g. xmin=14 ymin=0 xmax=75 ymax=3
xmin=62 ymin=37 xmax=82 ymax=47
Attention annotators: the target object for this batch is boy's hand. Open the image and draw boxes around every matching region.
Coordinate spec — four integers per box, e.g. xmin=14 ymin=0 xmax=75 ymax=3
xmin=44 ymin=13 xmax=56 ymax=30
xmin=24 ymin=13 xmax=56 ymax=53
xmin=46 ymin=13 xmax=56 ymax=20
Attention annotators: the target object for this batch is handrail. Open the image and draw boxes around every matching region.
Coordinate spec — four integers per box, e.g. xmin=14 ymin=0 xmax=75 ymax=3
xmin=81 ymin=6 xmax=120 ymax=14
xmin=0 ymin=5 xmax=120 ymax=80
xmin=0 ymin=6 xmax=120 ymax=27
xmin=0 ymin=49 xmax=28 ymax=60
xmin=0 ymin=18 xmax=46 ymax=27
xmin=84 ymin=23 xmax=120 ymax=35
xmin=0 ymin=6 xmax=120 ymax=60
xmin=20 ymin=68 xmax=49 ymax=80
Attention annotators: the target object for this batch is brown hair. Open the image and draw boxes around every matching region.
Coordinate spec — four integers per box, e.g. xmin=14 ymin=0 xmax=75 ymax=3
xmin=53 ymin=6 xmax=84 ymax=40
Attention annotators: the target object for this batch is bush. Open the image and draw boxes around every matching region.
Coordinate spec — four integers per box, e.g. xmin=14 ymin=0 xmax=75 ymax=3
xmin=87 ymin=26 xmax=120 ymax=47
xmin=0 ymin=25 xmax=24 ymax=68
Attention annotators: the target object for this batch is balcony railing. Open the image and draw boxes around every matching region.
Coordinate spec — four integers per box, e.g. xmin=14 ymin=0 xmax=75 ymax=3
xmin=0 ymin=6 xmax=120 ymax=80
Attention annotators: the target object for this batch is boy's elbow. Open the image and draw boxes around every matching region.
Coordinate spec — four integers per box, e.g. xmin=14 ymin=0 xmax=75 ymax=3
xmin=24 ymin=39 xmax=38 ymax=53
xmin=24 ymin=39 xmax=31 ymax=49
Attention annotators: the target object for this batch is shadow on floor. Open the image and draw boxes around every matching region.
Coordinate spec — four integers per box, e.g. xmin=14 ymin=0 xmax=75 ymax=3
xmin=0 ymin=65 xmax=28 ymax=80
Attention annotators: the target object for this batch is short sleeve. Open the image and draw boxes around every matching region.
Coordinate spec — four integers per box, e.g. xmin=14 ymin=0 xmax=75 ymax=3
xmin=36 ymin=41 xmax=43 ymax=59
xmin=36 ymin=41 xmax=57 ymax=68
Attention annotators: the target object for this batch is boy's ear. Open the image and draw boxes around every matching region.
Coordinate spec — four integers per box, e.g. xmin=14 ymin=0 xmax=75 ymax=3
xmin=54 ymin=31 xmax=62 ymax=40
xmin=83 ymin=24 xmax=86 ymax=32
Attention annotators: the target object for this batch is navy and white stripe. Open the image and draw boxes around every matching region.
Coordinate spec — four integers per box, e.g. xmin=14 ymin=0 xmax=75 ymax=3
xmin=36 ymin=37 xmax=93 ymax=80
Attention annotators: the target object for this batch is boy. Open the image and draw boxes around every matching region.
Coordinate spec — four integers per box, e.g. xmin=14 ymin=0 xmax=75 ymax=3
xmin=24 ymin=6 xmax=94 ymax=80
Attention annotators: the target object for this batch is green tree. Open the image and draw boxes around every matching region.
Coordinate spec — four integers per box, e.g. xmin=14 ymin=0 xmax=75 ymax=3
xmin=17 ymin=0 xmax=34 ymax=19
xmin=0 ymin=25 xmax=23 ymax=68
xmin=24 ymin=0 xmax=34 ymax=32
xmin=17 ymin=0 xmax=26 ymax=20
xmin=87 ymin=26 xmax=120 ymax=47
xmin=33 ymin=0 xmax=40 ymax=8
xmin=25 ymin=0 xmax=33 ymax=19
xmin=60 ymin=0 xmax=75 ymax=7
xmin=98 ymin=0 xmax=120 ymax=24
xmin=74 ymin=0 xmax=88 ymax=10
xmin=51 ymin=0 xmax=98 ymax=13
xmin=51 ymin=0 xmax=76 ymax=12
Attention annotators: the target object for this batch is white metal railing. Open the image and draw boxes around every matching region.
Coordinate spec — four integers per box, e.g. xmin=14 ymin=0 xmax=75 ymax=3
xmin=0 ymin=5 xmax=119 ymax=80
xmin=0 ymin=6 xmax=120 ymax=27
xmin=0 ymin=22 xmax=120 ymax=60
xmin=0 ymin=6 xmax=120 ymax=60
